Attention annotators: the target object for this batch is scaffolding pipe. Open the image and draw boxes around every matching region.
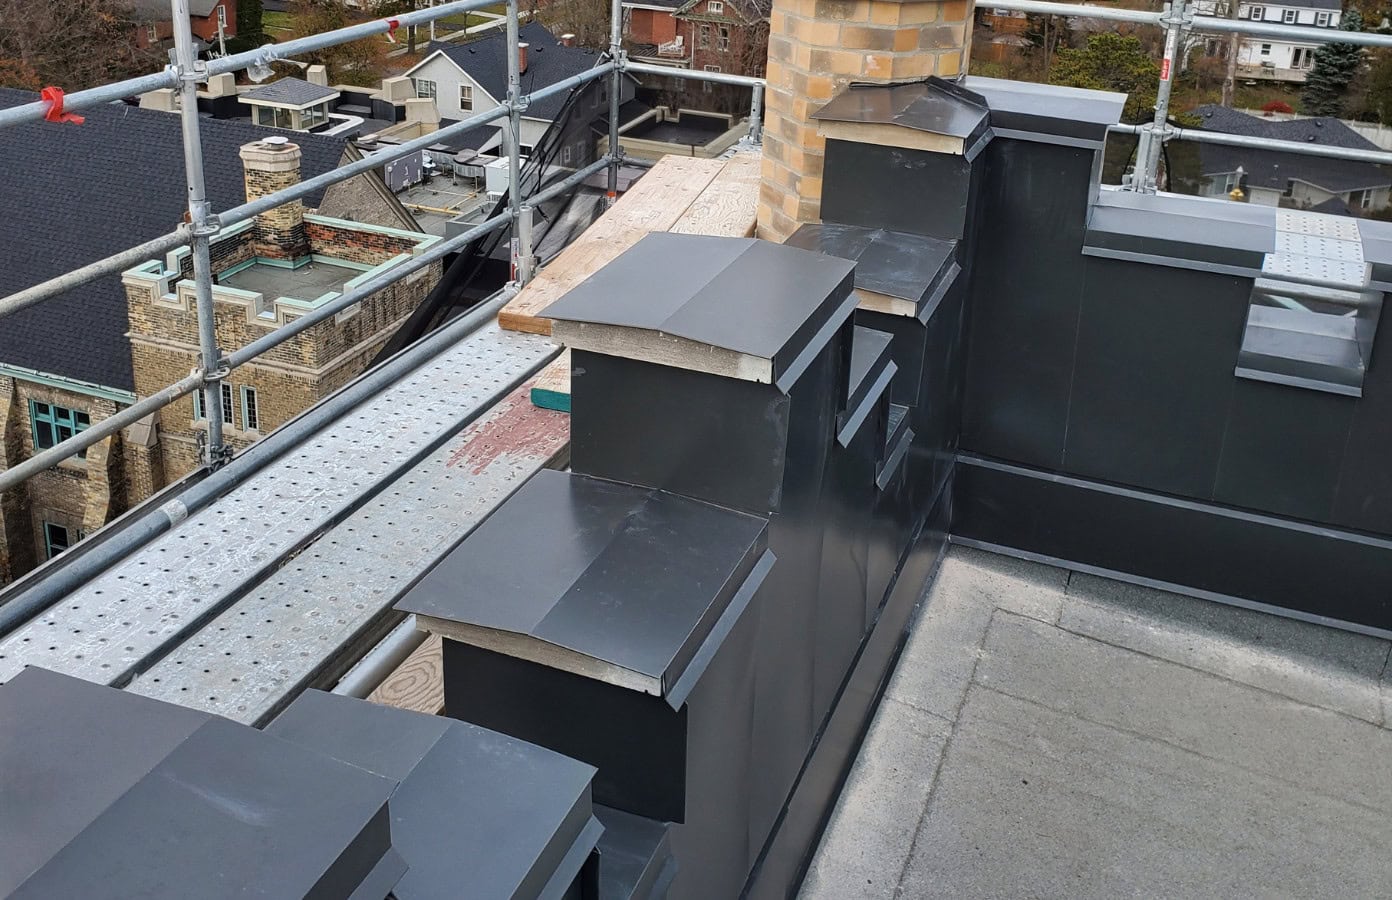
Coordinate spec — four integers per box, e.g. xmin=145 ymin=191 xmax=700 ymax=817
xmin=504 ymin=0 xmax=525 ymax=284
xmin=625 ymin=61 xmax=767 ymax=87
xmin=0 ymin=287 xmax=518 ymax=639
xmin=0 ymin=371 xmax=204 ymax=496
xmin=517 ymin=205 xmax=537 ymax=284
xmin=172 ymin=0 xmax=227 ymax=465
xmin=1132 ymin=0 xmax=1190 ymax=191
xmin=749 ymin=83 xmax=764 ymax=143
xmin=0 ymin=229 xmax=188 ymax=321
xmin=331 ymin=614 xmax=426 ymax=698
xmin=0 ymin=0 xmax=501 ymax=128
xmin=607 ymin=0 xmax=624 ymax=205
xmin=1109 ymin=121 xmax=1392 ymax=166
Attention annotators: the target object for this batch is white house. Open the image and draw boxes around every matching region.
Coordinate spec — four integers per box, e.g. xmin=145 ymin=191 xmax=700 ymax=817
xmin=1193 ymin=0 xmax=1342 ymax=82
xmin=403 ymin=22 xmax=633 ymax=156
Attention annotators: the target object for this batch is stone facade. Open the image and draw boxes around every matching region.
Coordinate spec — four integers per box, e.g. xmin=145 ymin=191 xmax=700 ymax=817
xmin=757 ymin=0 xmax=973 ymax=240
xmin=241 ymin=140 xmax=311 ymax=260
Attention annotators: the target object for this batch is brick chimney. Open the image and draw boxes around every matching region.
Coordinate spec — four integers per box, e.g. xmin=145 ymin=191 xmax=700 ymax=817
xmin=757 ymin=0 xmax=973 ymax=241
xmin=560 ymin=33 xmax=576 ymax=47
xmin=518 ymin=42 xmax=529 ymax=74
xmin=239 ymin=136 xmax=310 ymax=260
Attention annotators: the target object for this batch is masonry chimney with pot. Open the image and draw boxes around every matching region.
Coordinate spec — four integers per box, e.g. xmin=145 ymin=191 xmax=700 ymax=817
xmin=239 ymin=136 xmax=310 ymax=260
xmin=560 ymin=33 xmax=576 ymax=47
xmin=757 ymin=0 xmax=974 ymax=241
xmin=518 ymin=42 xmax=529 ymax=74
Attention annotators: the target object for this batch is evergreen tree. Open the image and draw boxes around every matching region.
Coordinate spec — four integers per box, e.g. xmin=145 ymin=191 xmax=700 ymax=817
xmin=1050 ymin=34 xmax=1160 ymax=121
xmin=1302 ymin=9 xmax=1365 ymax=116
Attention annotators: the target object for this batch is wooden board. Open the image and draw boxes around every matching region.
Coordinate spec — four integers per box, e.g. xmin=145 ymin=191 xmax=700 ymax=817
xmin=368 ymin=633 xmax=444 ymax=715
xmin=498 ymin=155 xmax=728 ymax=335
xmin=530 ymin=349 xmax=571 ymax=412
xmin=670 ymin=152 xmax=762 ymax=238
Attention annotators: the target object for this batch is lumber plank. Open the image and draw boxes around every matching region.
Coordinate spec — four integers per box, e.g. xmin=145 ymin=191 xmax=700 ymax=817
xmin=368 ymin=633 xmax=444 ymax=715
xmin=530 ymin=349 xmax=571 ymax=412
xmin=498 ymin=155 xmax=726 ymax=335
xmin=670 ymin=152 xmax=762 ymax=238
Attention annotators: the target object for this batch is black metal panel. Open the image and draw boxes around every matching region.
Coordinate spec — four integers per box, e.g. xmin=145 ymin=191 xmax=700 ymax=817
xmin=812 ymin=78 xmax=990 ymax=147
xmin=746 ymin=485 xmax=952 ymax=899
xmin=960 ymin=137 xmax=1095 ymax=469
xmin=963 ymin=76 xmax=1125 ymax=145
xmin=820 ymin=139 xmax=974 ymax=241
xmin=785 ymin=224 xmax=958 ymax=307
xmin=1064 ymin=257 xmax=1250 ymax=499
xmin=570 ymin=350 xmax=790 ymax=515
xmin=1214 ymin=379 xmax=1356 ymax=522
xmin=594 ymin=806 xmax=675 ymax=900
xmin=1332 ymin=306 xmax=1392 ymax=535
xmin=443 ymin=640 xmax=690 ymax=824
xmin=269 ymin=690 xmax=603 ymax=900
xmin=955 ymin=456 xmax=1392 ymax=632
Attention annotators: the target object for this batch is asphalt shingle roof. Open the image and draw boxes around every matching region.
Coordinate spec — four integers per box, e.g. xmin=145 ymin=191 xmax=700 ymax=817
xmin=242 ymin=78 xmax=339 ymax=107
xmin=1192 ymin=104 xmax=1390 ymax=195
xmin=0 ymin=91 xmax=347 ymax=391
xmin=425 ymin=23 xmax=604 ymax=121
xmin=130 ymin=0 xmax=222 ymax=19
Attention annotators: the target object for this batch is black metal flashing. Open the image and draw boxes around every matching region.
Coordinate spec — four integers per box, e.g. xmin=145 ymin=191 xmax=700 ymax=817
xmin=1 ymin=668 xmax=400 ymax=900
xmin=268 ymin=689 xmax=602 ymax=900
xmin=964 ymin=75 xmax=1125 ymax=146
xmin=811 ymin=77 xmax=991 ymax=156
xmin=544 ymin=233 xmax=857 ymax=391
xmin=785 ymin=224 xmax=959 ymax=311
xmin=396 ymin=469 xmax=770 ymax=699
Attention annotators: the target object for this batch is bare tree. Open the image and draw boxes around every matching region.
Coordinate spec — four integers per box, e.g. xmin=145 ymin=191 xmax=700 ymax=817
xmin=1221 ymin=0 xmax=1241 ymax=107
xmin=0 ymin=0 xmax=160 ymax=91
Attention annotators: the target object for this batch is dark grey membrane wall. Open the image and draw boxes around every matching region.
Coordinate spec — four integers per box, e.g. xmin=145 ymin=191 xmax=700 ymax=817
xmin=955 ymin=93 xmax=1392 ymax=633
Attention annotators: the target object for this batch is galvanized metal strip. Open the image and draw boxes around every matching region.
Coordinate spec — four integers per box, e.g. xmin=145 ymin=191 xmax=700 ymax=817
xmin=0 ymin=324 xmax=553 ymax=687
xmin=130 ymin=382 xmax=570 ymax=724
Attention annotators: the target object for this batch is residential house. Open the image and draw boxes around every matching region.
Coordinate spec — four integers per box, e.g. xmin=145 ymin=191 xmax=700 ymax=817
xmin=0 ymin=91 xmax=430 ymax=584
xmin=131 ymin=0 xmax=236 ymax=52
xmin=678 ymin=0 xmax=771 ymax=83
xmin=1192 ymin=0 xmax=1341 ymax=82
xmin=241 ymin=77 xmax=342 ymax=132
xmin=403 ymin=22 xmax=630 ymax=157
xmin=1193 ymin=105 xmax=1391 ymax=213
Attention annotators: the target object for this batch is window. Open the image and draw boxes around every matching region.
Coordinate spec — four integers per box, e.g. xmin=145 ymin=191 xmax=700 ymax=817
xmin=703 ymin=64 xmax=720 ymax=92
xmin=217 ymin=4 xmax=227 ymax=27
xmin=460 ymin=85 xmax=473 ymax=110
xmin=303 ymin=103 xmax=328 ymax=128
xmin=1352 ymin=188 xmax=1373 ymax=209
xmin=708 ymin=0 xmax=724 ymax=11
xmin=562 ymin=145 xmax=573 ymax=164
xmin=256 ymin=106 xmax=292 ymax=129
xmin=1282 ymin=178 xmax=1295 ymax=197
xmin=1260 ymin=43 xmax=1272 ymax=56
xmin=718 ymin=26 xmax=730 ymax=51
xmin=414 ymin=78 xmax=437 ymax=100
xmin=699 ymin=24 xmax=711 ymax=48
xmin=145 ymin=22 xmax=159 ymax=42
xmin=43 ymin=522 xmax=73 ymax=560
xmin=221 ymin=382 xmax=234 ymax=427
xmin=1282 ymin=9 xmax=1297 ymax=23
xmin=1248 ymin=5 xmax=1265 ymax=19
xmin=1317 ymin=11 xmax=1330 ymax=26
xmin=241 ymin=386 xmax=260 ymax=433
xmin=30 ymin=401 xmax=90 ymax=458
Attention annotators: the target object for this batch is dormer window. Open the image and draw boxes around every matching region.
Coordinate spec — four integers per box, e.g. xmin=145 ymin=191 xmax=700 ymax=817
xmin=709 ymin=1 xmax=724 ymax=13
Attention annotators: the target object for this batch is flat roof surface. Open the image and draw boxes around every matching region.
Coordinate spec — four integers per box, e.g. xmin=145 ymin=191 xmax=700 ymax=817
xmin=803 ymin=546 xmax=1392 ymax=898
xmin=220 ymin=259 xmax=362 ymax=301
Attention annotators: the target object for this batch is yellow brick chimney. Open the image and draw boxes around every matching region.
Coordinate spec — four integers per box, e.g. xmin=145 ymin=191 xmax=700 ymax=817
xmin=757 ymin=0 xmax=974 ymax=240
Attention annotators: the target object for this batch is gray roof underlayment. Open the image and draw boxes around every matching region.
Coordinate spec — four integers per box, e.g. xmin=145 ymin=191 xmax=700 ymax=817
xmin=802 ymin=545 xmax=1392 ymax=898
xmin=424 ymin=23 xmax=605 ymax=122
xmin=1193 ymin=104 xmax=1391 ymax=197
xmin=0 ymin=90 xmax=347 ymax=391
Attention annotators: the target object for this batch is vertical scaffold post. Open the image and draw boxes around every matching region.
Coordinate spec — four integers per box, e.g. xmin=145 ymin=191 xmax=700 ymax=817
xmin=505 ymin=0 xmax=525 ymax=284
xmin=607 ymin=0 xmax=624 ymax=206
xmin=172 ymin=0 xmax=227 ymax=465
xmin=1130 ymin=0 xmax=1190 ymax=193
xmin=749 ymin=82 xmax=764 ymax=143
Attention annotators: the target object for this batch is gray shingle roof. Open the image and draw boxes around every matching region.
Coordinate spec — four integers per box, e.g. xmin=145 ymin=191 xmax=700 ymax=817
xmin=242 ymin=78 xmax=339 ymax=107
xmin=0 ymin=91 xmax=348 ymax=391
xmin=424 ymin=23 xmax=604 ymax=121
xmin=130 ymin=0 xmax=222 ymax=20
xmin=1192 ymin=104 xmax=1391 ymax=195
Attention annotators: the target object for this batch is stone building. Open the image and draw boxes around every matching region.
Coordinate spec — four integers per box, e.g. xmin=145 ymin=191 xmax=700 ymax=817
xmin=122 ymin=138 xmax=440 ymax=481
xmin=0 ymin=92 xmax=427 ymax=584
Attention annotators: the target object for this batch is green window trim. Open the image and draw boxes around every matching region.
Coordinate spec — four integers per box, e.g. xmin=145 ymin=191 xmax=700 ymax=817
xmin=30 ymin=400 xmax=90 ymax=459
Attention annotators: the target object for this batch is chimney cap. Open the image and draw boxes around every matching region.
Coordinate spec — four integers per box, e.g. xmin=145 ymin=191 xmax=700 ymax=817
xmin=261 ymin=135 xmax=292 ymax=147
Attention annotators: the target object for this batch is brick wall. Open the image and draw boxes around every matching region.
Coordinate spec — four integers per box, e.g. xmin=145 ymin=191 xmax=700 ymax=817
xmin=241 ymin=142 xmax=311 ymax=260
xmin=304 ymin=220 xmax=423 ymax=266
xmin=757 ymin=0 xmax=972 ymax=240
